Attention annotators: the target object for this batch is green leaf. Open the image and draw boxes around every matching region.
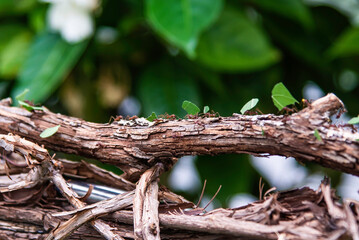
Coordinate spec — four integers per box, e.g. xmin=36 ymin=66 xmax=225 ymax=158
xmin=182 ymin=100 xmax=200 ymax=115
xmin=251 ymin=0 xmax=313 ymax=30
xmin=0 ymin=24 xmax=32 ymax=79
xmin=348 ymin=117 xmax=359 ymax=125
xmin=196 ymin=8 xmax=280 ymax=72
xmin=314 ymin=129 xmax=322 ymax=142
xmin=18 ymin=100 xmax=44 ymax=111
xmin=0 ymin=31 xmax=32 ymax=78
xmin=40 ymin=125 xmax=60 ymax=138
xmin=328 ymin=27 xmax=359 ymax=58
xmin=240 ymin=98 xmax=259 ymax=114
xmin=138 ymin=61 xmax=200 ymax=116
xmin=147 ymin=112 xmax=157 ymax=122
xmin=0 ymin=0 xmax=37 ymax=16
xmin=271 ymin=82 xmax=298 ymax=111
xmin=203 ymin=106 xmax=209 ymax=114
xmin=11 ymin=32 xmax=88 ymax=103
xmin=15 ymin=88 xmax=29 ymax=101
xmin=146 ymin=0 xmax=223 ymax=58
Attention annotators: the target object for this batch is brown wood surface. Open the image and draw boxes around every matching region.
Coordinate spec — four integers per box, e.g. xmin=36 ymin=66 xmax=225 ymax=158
xmin=0 ymin=94 xmax=358 ymax=239
xmin=0 ymin=93 xmax=358 ymax=181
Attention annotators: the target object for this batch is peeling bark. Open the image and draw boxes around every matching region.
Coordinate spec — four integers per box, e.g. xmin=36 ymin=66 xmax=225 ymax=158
xmin=0 ymin=94 xmax=358 ymax=239
xmin=0 ymin=94 xmax=358 ymax=181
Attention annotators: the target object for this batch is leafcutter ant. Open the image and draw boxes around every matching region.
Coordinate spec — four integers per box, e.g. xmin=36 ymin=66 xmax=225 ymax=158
xmin=336 ymin=108 xmax=347 ymax=119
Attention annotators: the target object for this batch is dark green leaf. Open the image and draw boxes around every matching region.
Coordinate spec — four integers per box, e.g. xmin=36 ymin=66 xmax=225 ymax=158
xmin=348 ymin=116 xmax=359 ymax=125
xmin=203 ymin=106 xmax=209 ymax=113
xmin=40 ymin=125 xmax=60 ymax=138
xmin=328 ymin=27 xmax=359 ymax=58
xmin=147 ymin=112 xmax=157 ymax=122
xmin=314 ymin=129 xmax=322 ymax=141
xmin=182 ymin=100 xmax=200 ymax=115
xmin=18 ymin=100 xmax=44 ymax=111
xmin=196 ymin=8 xmax=280 ymax=72
xmin=251 ymin=0 xmax=313 ymax=30
xmin=11 ymin=32 xmax=88 ymax=102
xmin=240 ymin=98 xmax=259 ymax=114
xmin=138 ymin=61 xmax=200 ymax=116
xmin=146 ymin=0 xmax=223 ymax=57
xmin=271 ymin=82 xmax=298 ymax=111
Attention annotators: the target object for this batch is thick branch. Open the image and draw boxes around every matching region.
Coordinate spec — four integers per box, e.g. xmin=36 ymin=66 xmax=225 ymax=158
xmin=133 ymin=163 xmax=163 ymax=240
xmin=0 ymin=94 xmax=358 ymax=180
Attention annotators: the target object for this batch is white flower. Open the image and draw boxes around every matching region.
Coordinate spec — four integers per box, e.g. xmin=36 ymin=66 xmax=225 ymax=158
xmin=45 ymin=0 xmax=98 ymax=43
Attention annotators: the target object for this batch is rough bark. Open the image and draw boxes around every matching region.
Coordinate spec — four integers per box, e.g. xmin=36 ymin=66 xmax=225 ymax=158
xmin=0 ymin=94 xmax=358 ymax=239
xmin=0 ymin=93 xmax=358 ymax=181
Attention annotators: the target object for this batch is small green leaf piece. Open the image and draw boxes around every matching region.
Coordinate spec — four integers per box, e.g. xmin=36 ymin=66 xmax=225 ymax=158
xmin=203 ymin=106 xmax=209 ymax=114
xmin=314 ymin=129 xmax=322 ymax=142
xmin=18 ymin=100 xmax=44 ymax=111
xmin=182 ymin=100 xmax=200 ymax=115
xmin=15 ymin=88 xmax=29 ymax=101
xmin=240 ymin=98 xmax=259 ymax=114
xmin=147 ymin=112 xmax=157 ymax=122
xmin=40 ymin=125 xmax=60 ymax=138
xmin=348 ymin=117 xmax=359 ymax=125
xmin=271 ymin=82 xmax=298 ymax=111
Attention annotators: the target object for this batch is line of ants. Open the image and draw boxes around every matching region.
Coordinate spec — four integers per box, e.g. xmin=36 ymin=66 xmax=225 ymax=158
xmin=108 ymin=99 xmax=357 ymax=133
xmin=108 ymin=111 xmax=221 ymax=124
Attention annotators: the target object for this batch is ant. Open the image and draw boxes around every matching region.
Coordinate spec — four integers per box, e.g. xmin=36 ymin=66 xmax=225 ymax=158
xmin=158 ymin=113 xmax=177 ymax=120
xmin=108 ymin=115 xmax=123 ymax=124
xmin=336 ymin=108 xmax=347 ymax=119
xmin=301 ymin=98 xmax=312 ymax=109
xmin=243 ymin=108 xmax=264 ymax=115
xmin=280 ymin=106 xmax=297 ymax=115
xmin=185 ymin=114 xmax=198 ymax=119
xmin=127 ymin=115 xmax=138 ymax=120
xmin=339 ymin=124 xmax=357 ymax=133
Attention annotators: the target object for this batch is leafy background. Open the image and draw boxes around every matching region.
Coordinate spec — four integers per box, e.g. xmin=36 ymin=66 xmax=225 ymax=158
xmin=1 ymin=0 xmax=359 ymax=207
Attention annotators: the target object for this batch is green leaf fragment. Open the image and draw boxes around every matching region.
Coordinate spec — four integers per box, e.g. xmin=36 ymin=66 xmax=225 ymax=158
xmin=147 ymin=112 xmax=157 ymax=122
xmin=271 ymin=82 xmax=298 ymax=111
xmin=314 ymin=129 xmax=322 ymax=142
xmin=15 ymin=88 xmax=29 ymax=101
xmin=182 ymin=100 xmax=200 ymax=115
xmin=348 ymin=117 xmax=359 ymax=125
xmin=18 ymin=100 xmax=44 ymax=111
xmin=203 ymin=106 xmax=209 ymax=114
xmin=240 ymin=98 xmax=259 ymax=114
xmin=40 ymin=125 xmax=60 ymax=138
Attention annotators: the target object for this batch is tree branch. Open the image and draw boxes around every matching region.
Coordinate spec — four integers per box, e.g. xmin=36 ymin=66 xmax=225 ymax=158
xmin=0 ymin=94 xmax=357 ymax=181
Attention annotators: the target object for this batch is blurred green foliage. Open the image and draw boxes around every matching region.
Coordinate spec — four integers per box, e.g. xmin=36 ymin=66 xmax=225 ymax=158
xmin=1 ymin=0 xmax=358 ymax=206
